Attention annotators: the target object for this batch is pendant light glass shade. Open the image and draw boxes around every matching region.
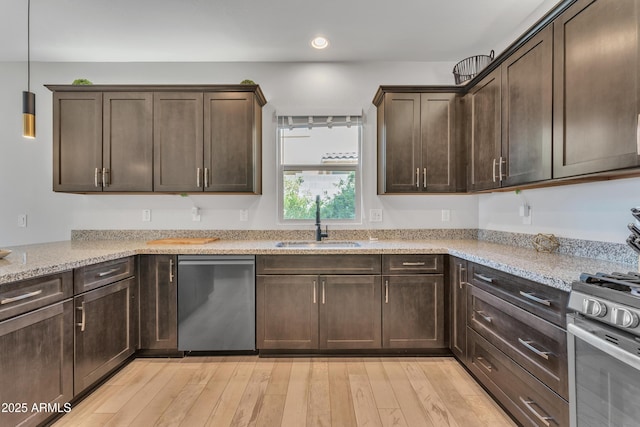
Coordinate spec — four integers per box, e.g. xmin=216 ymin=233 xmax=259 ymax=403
xmin=23 ymin=91 xmax=35 ymax=139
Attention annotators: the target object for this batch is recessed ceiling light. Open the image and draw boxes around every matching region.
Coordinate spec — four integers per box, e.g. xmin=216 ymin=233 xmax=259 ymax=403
xmin=311 ymin=36 xmax=329 ymax=50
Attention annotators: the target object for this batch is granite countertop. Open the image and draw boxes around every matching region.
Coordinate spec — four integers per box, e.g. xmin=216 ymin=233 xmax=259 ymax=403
xmin=0 ymin=238 xmax=637 ymax=291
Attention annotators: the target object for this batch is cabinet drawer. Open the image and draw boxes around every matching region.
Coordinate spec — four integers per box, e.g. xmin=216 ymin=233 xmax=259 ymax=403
xmin=468 ymin=284 xmax=568 ymax=399
xmin=257 ymin=255 xmax=381 ymax=275
xmin=382 ymin=254 xmax=443 ymax=274
xmin=0 ymin=300 xmax=74 ymax=427
xmin=467 ymin=328 xmax=568 ymax=427
xmin=74 ymin=256 xmax=135 ymax=294
xmin=469 ymin=263 xmax=568 ymax=327
xmin=0 ymin=271 xmax=73 ymax=321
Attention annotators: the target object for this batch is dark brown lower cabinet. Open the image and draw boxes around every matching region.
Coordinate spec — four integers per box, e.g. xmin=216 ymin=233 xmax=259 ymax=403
xmin=468 ymin=328 xmax=568 ymax=427
xmin=0 ymin=301 xmax=73 ymax=427
xmin=139 ymin=255 xmax=178 ymax=351
xmin=256 ymin=275 xmax=318 ymax=349
xmin=449 ymin=257 xmax=467 ymax=360
xmin=382 ymin=274 xmax=445 ymax=348
xmin=320 ymin=275 xmax=381 ymax=349
xmin=74 ymin=278 xmax=136 ymax=394
xmin=256 ymin=274 xmax=381 ymax=350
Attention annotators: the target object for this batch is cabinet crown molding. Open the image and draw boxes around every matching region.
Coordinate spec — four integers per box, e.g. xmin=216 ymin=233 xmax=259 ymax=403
xmin=45 ymin=84 xmax=267 ymax=106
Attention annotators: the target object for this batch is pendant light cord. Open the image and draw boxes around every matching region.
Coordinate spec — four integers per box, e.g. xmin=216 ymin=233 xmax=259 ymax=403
xmin=27 ymin=0 xmax=31 ymax=92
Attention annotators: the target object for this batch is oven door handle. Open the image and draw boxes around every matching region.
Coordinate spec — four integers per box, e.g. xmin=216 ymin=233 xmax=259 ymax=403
xmin=567 ymin=322 xmax=640 ymax=370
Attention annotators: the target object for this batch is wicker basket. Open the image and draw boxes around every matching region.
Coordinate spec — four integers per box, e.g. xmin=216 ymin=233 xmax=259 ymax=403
xmin=453 ymin=50 xmax=495 ymax=85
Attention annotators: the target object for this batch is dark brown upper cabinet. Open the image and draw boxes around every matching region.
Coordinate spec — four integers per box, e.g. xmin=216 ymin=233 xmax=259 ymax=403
xmin=154 ymin=92 xmax=204 ymax=192
xmin=553 ymin=0 xmax=640 ymax=178
xmin=374 ymin=88 xmax=462 ymax=194
xmin=52 ymin=91 xmax=153 ymax=192
xmin=469 ymin=24 xmax=553 ymax=191
xmin=468 ymin=69 xmax=502 ymax=191
xmin=501 ymin=24 xmax=553 ymax=186
xmin=48 ymin=85 xmax=266 ymax=194
xmin=205 ymin=92 xmax=262 ymax=193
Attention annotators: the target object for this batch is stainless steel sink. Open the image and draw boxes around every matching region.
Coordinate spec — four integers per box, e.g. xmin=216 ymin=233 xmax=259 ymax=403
xmin=275 ymin=241 xmax=361 ymax=248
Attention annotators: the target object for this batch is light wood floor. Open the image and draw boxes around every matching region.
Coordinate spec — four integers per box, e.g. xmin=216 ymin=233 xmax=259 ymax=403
xmin=52 ymin=356 xmax=516 ymax=427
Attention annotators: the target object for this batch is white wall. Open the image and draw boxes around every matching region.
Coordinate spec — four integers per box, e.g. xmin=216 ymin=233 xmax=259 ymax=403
xmin=0 ymin=60 xmax=480 ymax=246
xmin=478 ymin=178 xmax=640 ymax=244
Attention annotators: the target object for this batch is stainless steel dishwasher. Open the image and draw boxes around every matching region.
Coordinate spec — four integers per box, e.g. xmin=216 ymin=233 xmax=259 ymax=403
xmin=177 ymin=255 xmax=255 ymax=352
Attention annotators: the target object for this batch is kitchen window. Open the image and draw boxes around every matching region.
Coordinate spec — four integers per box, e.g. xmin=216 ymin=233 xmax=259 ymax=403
xmin=277 ymin=115 xmax=362 ymax=223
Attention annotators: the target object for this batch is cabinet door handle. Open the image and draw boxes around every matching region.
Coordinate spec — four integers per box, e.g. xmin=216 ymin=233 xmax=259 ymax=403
xmin=458 ymin=264 xmax=465 ymax=288
xmin=499 ymin=157 xmax=506 ymax=181
xmin=322 ymin=281 xmax=325 ymax=304
xmin=416 ymin=168 xmax=420 ymax=188
xmin=385 ymin=280 xmax=389 ymax=304
xmin=474 ymin=310 xmax=492 ymax=324
xmin=204 ymin=168 xmax=210 ymax=188
xmin=492 ymin=158 xmax=497 ymax=183
xmin=423 ymin=167 xmax=427 ymax=188
xmin=169 ymin=259 xmax=174 ymax=283
xmin=313 ymin=280 xmax=317 ymax=304
xmin=102 ymin=168 xmax=109 ymax=187
xmin=518 ymin=397 xmax=553 ymax=427
xmin=475 ymin=356 xmax=492 ymax=373
xmin=402 ymin=262 xmax=425 ymax=266
xmin=196 ymin=168 xmax=202 ymax=188
xmin=76 ymin=303 xmax=86 ymax=332
xmin=1 ymin=289 xmax=43 ymax=305
xmin=636 ymin=113 xmax=640 ymax=155
xmin=519 ymin=291 xmax=552 ymax=307
xmin=94 ymin=167 xmax=100 ymax=187
xmin=518 ymin=338 xmax=550 ymax=360
xmin=474 ymin=273 xmax=494 ymax=283
xmin=97 ymin=268 xmax=119 ymax=277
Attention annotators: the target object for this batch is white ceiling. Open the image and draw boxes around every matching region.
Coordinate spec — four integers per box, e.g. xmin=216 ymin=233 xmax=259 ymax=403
xmin=0 ymin=0 xmax=559 ymax=63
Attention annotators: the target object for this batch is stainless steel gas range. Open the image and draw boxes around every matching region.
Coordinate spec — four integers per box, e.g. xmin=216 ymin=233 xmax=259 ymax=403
xmin=567 ymin=271 xmax=640 ymax=427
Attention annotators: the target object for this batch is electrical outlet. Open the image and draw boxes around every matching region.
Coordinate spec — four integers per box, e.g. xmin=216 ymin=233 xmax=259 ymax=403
xmin=142 ymin=209 xmax=151 ymax=222
xmin=239 ymin=209 xmax=249 ymax=222
xmin=369 ymin=209 xmax=383 ymax=222
xmin=523 ymin=208 xmax=532 ymax=225
xmin=191 ymin=207 xmax=201 ymax=222
xmin=18 ymin=214 xmax=27 ymax=228
xmin=441 ymin=209 xmax=451 ymax=222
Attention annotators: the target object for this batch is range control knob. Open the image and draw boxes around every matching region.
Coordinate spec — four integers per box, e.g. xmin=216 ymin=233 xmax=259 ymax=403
xmin=582 ymin=298 xmax=607 ymax=317
xmin=612 ymin=307 xmax=640 ymax=328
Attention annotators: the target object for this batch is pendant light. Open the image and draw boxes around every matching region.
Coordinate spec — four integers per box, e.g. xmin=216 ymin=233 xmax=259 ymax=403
xmin=23 ymin=0 xmax=35 ymax=139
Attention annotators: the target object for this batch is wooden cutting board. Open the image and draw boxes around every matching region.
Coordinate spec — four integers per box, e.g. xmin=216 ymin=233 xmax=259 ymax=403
xmin=146 ymin=237 xmax=219 ymax=245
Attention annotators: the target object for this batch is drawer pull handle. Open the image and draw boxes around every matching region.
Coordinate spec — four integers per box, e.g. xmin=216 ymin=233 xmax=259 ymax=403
xmin=519 ymin=396 xmax=554 ymax=427
xmin=76 ymin=303 xmax=86 ymax=332
xmin=169 ymin=259 xmax=174 ymax=283
xmin=475 ymin=310 xmax=492 ymax=324
xmin=476 ymin=356 xmax=492 ymax=373
xmin=518 ymin=338 xmax=550 ymax=360
xmin=1 ymin=289 xmax=43 ymax=305
xmin=97 ymin=268 xmax=120 ymax=277
xmin=402 ymin=262 xmax=426 ymax=266
xmin=322 ymin=281 xmax=325 ymax=305
xmin=519 ymin=291 xmax=552 ymax=307
xmin=474 ymin=273 xmax=494 ymax=283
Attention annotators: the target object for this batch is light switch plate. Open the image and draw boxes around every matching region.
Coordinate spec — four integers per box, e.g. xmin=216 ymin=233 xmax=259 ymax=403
xmin=18 ymin=214 xmax=27 ymax=228
xmin=142 ymin=209 xmax=151 ymax=222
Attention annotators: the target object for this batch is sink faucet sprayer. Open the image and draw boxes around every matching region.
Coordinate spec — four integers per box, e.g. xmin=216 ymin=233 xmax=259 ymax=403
xmin=315 ymin=195 xmax=329 ymax=241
